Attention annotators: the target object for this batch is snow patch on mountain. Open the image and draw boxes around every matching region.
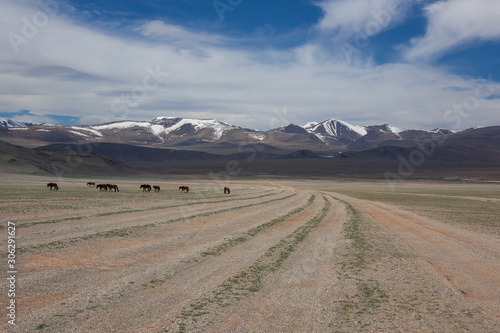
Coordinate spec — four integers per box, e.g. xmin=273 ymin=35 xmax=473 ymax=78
xmin=71 ymin=126 xmax=103 ymax=137
xmin=387 ymin=125 xmax=402 ymax=134
xmin=0 ymin=118 xmax=43 ymax=128
xmin=301 ymin=119 xmax=367 ymax=137
xmin=301 ymin=122 xmax=319 ymax=130
xmin=86 ymin=117 xmax=241 ymax=142
xmin=159 ymin=118 xmax=237 ymax=140
xmin=247 ymin=132 xmax=265 ymax=141
xmin=69 ymin=130 xmax=89 ymax=137
xmin=92 ymin=121 xmax=151 ymax=131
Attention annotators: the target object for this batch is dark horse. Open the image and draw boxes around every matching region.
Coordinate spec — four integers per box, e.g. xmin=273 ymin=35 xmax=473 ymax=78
xmin=140 ymin=184 xmax=152 ymax=192
xmin=96 ymin=184 xmax=108 ymax=191
xmin=87 ymin=182 xmax=95 ymax=187
xmin=179 ymin=186 xmax=189 ymax=193
xmin=107 ymin=184 xmax=119 ymax=192
xmin=153 ymin=185 xmax=160 ymax=192
xmin=224 ymin=187 xmax=230 ymax=194
xmin=47 ymin=182 xmax=59 ymax=191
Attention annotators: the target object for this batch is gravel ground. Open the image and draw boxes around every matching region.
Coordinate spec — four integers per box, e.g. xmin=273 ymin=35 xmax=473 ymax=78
xmin=1 ymin=177 xmax=498 ymax=332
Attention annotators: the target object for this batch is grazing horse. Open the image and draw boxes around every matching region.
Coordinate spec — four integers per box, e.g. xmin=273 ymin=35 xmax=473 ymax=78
xmin=153 ymin=185 xmax=160 ymax=192
xmin=224 ymin=187 xmax=230 ymax=194
xmin=47 ymin=183 xmax=59 ymax=191
xmin=179 ymin=186 xmax=189 ymax=193
xmin=96 ymin=184 xmax=108 ymax=191
xmin=140 ymin=184 xmax=152 ymax=192
xmin=87 ymin=182 xmax=95 ymax=187
xmin=107 ymin=184 xmax=119 ymax=192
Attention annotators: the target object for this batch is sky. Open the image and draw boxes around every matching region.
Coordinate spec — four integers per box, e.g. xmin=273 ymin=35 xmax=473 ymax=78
xmin=1 ymin=0 xmax=500 ymax=131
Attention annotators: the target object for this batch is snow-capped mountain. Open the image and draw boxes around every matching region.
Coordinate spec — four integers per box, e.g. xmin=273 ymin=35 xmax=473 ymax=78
xmin=299 ymin=118 xmax=368 ymax=145
xmin=0 ymin=115 xmax=455 ymax=151
xmin=0 ymin=118 xmax=43 ymax=128
xmin=88 ymin=117 xmax=241 ymax=141
xmin=1 ymin=117 xmax=258 ymax=146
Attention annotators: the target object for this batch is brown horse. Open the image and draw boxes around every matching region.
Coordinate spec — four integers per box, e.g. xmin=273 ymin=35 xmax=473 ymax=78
xmin=153 ymin=185 xmax=160 ymax=192
xmin=179 ymin=186 xmax=189 ymax=193
xmin=47 ymin=183 xmax=59 ymax=191
xmin=87 ymin=182 xmax=95 ymax=187
xmin=224 ymin=187 xmax=230 ymax=194
xmin=96 ymin=184 xmax=108 ymax=191
xmin=107 ymin=184 xmax=119 ymax=192
xmin=140 ymin=184 xmax=152 ymax=192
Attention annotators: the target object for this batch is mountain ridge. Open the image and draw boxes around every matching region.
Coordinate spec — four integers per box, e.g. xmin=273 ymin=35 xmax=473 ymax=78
xmin=0 ymin=116 xmax=460 ymax=151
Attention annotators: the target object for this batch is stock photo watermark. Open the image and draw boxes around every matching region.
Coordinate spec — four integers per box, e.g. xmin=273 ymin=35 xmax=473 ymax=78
xmin=111 ymin=65 xmax=170 ymax=120
xmin=213 ymin=0 xmax=243 ymax=21
xmin=384 ymin=75 xmax=497 ymax=189
xmin=201 ymin=106 xmax=290 ymax=201
xmin=8 ymin=0 xmax=59 ymax=54
xmin=49 ymin=64 xmax=169 ymax=179
xmin=50 ymin=142 xmax=97 ymax=180
xmin=6 ymin=221 xmax=17 ymax=326
xmin=339 ymin=0 xmax=409 ymax=64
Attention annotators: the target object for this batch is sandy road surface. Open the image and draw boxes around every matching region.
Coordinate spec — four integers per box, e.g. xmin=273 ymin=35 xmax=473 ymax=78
xmin=1 ymin=179 xmax=499 ymax=332
xmin=334 ymin=193 xmax=500 ymax=319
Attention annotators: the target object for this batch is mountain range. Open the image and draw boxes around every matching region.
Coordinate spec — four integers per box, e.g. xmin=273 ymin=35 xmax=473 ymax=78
xmin=1 ymin=116 xmax=499 ymax=179
xmin=0 ymin=116 xmax=454 ymax=152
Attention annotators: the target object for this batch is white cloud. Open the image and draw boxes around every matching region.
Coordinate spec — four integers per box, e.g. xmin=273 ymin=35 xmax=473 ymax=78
xmin=0 ymin=0 xmax=499 ymax=132
xmin=404 ymin=0 xmax=500 ymax=61
xmin=315 ymin=0 xmax=411 ymax=39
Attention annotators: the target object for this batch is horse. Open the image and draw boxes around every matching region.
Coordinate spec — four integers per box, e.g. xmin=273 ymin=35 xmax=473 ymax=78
xmin=107 ymin=184 xmax=119 ymax=192
xmin=153 ymin=185 xmax=160 ymax=192
xmin=47 ymin=183 xmax=59 ymax=191
xmin=96 ymin=184 xmax=108 ymax=191
xmin=179 ymin=186 xmax=189 ymax=193
xmin=140 ymin=184 xmax=152 ymax=192
xmin=87 ymin=182 xmax=95 ymax=187
xmin=224 ymin=187 xmax=230 ymax=194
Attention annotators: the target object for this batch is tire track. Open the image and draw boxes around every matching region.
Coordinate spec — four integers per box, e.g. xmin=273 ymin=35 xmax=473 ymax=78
xmin=205 ymin=195 xmax=347 ymax=333
xmin=15 ymin=189 xmax=316 ymax=326
xmin=167 ymin=195 xmax=332 ymax=332
xmin=333 ymin=192 xmax=500 ymax=319
xmin=17 ymin=191 xmax=296 ymax=253
xmin=13 ymin=190 xmax=279 ymax=228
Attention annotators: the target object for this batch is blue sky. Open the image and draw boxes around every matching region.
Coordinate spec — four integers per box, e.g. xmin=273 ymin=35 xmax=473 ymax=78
xmin=1 ymin=0 xmax=500 ymax=130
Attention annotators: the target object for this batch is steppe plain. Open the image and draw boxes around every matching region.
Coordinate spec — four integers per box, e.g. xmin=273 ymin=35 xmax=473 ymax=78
xmin=1 ymin=175 xmax=499 ymax=332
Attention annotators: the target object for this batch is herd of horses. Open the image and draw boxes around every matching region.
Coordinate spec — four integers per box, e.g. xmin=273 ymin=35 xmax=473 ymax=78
xmin=86 ymin=182 xmax=119 ymax=191
xmin=140 ymin=184 xmax=161 ymax=192
xmin=47 ymin=182 xmax=230 ymax=194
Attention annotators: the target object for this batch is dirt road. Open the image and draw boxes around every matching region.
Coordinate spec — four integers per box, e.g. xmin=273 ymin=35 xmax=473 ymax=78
xmin=1 ymin=179 xmax=498 ymax=332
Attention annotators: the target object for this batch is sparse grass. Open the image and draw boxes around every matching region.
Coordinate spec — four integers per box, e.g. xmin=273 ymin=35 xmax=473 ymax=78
xmin=202 ymin=194 xmax=315 ymax=257
xmin=18 ymin=192 xmax=297 ymax=254
xmin=327 ymin=184 xmax=500 ymax=236
xmin=14 ymin=190 xmax=280 ymax=229
xmin=175 ymin=196 xmax=331 ymax=331
xmin=36 ymin=323 xmax=49 ymax=330
xmin=327 ymin=196 xmax=391 ymax=329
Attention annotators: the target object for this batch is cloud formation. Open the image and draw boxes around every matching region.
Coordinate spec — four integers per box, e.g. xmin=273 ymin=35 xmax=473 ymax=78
xmin=404 ymin=0 xmax=500 ymax=61
xmin=316 ymin=0 xmax=411 ymax=38
xmin=0 ymin=0 xmax=499 ymax=131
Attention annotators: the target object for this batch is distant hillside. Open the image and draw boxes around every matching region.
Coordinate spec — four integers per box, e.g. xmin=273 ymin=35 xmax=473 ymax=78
xmin=280 ymin=150 xmax=319 ymax=159
xmin=339 ymin=126 xmax=500 ymax=163
xmin=0 ymin=140 xmax=131 ymax=177
xmin=36 ymin=142 xmax=228 ymax=165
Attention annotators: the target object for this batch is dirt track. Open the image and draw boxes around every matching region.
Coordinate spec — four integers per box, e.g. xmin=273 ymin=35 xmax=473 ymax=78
xmin=1 ymin=178 xmax=499 ymax=332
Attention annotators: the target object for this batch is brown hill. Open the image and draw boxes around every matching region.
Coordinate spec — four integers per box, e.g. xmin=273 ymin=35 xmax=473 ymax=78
xmin=0 ymin=140 xmax=131 ymax=177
